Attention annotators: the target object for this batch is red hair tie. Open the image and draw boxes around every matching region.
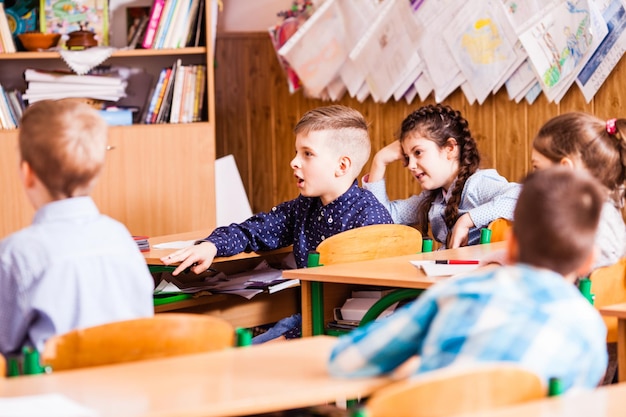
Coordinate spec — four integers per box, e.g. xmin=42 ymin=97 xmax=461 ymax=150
xmin=606 ymin=118 xmax=617 ymax=135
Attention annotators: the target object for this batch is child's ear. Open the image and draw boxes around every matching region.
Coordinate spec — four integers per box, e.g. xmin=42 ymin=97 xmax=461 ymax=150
xmin=336 ymin=155 xmax=351 ymax=177
xmin=20 ymin=160 xmax=36 ymax=188
xmin=505 ymin=231 xmax=519 ymax=264
xmin=445 ymin=138 xmax=458 ymax=159
xmin=559 ymin=157 xmax=575 ymax=169
xmin=575 ymin=247 xmax=597 ymax=277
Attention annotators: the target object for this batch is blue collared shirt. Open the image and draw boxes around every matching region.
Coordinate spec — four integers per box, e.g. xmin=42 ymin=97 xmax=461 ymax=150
xmin=328 ymin=264 xmax=607 ymax=392
xmin=204 ymin=181 xmax=393 ymax=268
xmin=0 ymin=197 xmax=154 ymax=355
xmin=364 ymin=169 xmax=521 ymax=247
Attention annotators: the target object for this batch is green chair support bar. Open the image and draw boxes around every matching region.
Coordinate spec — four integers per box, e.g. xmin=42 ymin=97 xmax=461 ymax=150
xmin=307 ymin=251 xmax=326 ymax=336
xmin=359 ymin=289 xmax=423 ymax=327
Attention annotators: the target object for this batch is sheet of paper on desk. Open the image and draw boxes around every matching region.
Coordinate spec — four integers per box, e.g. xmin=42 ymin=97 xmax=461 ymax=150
xmin=0 ymin=393 xmax=97 ymax=417
xmin=152 ymin=239 xmax=197 ymax=249
xmin=410 ymin=260 xmax=479 ymax=277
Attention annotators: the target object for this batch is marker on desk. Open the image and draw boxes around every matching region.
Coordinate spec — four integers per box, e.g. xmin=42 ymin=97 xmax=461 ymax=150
xmin=435 ymin=260 xmax=480 ymax=265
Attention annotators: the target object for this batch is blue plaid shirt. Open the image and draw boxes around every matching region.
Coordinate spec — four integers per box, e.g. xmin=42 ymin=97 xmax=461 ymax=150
xmin=203 ymin=181 xmax=393 ymax=268
xmin=328 ymin=264 xmax=608 ymax=391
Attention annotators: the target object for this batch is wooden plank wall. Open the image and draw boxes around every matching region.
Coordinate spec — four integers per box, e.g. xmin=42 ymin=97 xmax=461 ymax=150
xmin=215 ymin=32 xmax=626 ymax=214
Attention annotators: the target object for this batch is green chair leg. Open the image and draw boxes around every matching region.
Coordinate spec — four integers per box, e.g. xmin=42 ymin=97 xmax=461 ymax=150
xmin=359 ymin=289 xmax=423 ymax=327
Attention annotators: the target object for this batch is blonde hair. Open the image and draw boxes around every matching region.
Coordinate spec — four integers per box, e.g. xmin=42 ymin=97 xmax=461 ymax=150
xmin=294 ymin=105 xmax=371 ymax=176
xmin=19 ymin=99 xmax=108 ymax=199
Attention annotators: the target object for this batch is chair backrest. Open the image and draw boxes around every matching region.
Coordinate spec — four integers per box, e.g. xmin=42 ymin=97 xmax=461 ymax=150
xmin=0 ymin=354 xmax=5 ymax=378
xmin=589 ymin=258 xmax=626 ymax=342
xmin=41 ymin=313 xmax=235 ymax=371
xmin=316 ymin=224 xmax=422 ymax=266
xmin=361 ymin=363 xmax=546 ymax=417
xmin=487 ymin=218 xmax=513 ymax=243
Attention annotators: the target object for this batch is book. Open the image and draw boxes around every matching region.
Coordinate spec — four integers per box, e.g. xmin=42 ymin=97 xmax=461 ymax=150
xmin=24 ymin=69 xmax=125 ymax=86
xmin=0 ymin=3 xmax=16 ymax=53
xmin=126 ymin=6 xmax=150 ymax=47
xmin=246 ymin=278 xmax=300 ymax=294
xmin=40 ymin=0 xmax=109 ymax=46
xmin=156 ymin=59 xmax=181 ymax=123
xmin=98 ymin=108 xmax=133 ymax=126
xmin=152 ymin=0 xmax=177 ymax=49
xmin=133 ymin=235 xmax=150 ymax=252
xmin=144 ymin=67 xmax=170 ymax=124
xmin=142 ymin=0 xmax=167 ymax=49
xmin=187 ymin=0 xmax=204 ymax=47
xmin=127 ymin=10 xmax=150 ymax=49
xmin=168 ymin=62 xmax=187 ymax=123
xmin=4 ymin=0 xmax=38 ymax=51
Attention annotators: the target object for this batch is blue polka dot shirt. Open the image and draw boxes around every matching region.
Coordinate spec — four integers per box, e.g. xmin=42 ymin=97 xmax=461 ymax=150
xmin=203 ymin=181 xmax=393 ymax=268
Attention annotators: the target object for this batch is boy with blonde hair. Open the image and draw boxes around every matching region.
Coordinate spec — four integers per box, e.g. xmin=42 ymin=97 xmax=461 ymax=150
xmin=163 ymin=105 xmax=393 ymax=273
xmin=0 ymin=99 xmax=154 ymax=357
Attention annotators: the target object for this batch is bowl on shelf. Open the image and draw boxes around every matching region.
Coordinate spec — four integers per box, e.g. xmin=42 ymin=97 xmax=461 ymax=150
xmin=17 ymin=32 xmax=61 ymax=51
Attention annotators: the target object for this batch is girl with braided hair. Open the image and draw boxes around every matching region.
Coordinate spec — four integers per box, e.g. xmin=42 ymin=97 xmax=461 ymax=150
xmin=531 ymin=112 xmax=626 ymax=269
xmin=363 ymin=104 xmax=520 ymax=248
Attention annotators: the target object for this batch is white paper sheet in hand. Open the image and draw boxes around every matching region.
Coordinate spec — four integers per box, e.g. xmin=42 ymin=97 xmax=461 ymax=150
xmin=410 ymin=260 xmax=480 ymax=277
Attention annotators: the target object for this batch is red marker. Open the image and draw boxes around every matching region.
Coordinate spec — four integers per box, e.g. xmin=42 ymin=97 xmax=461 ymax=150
xmin=435 ymin=260 xmax=480 ymax=265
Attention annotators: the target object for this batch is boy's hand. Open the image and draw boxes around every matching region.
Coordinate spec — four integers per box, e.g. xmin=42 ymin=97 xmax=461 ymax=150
xmin=368 ymin=140 xmax=405 ymax=183
xmin=448 ymin=213 xmax=474 ymax=248
xmin=160 ymin=241 xmax=218 ymax=276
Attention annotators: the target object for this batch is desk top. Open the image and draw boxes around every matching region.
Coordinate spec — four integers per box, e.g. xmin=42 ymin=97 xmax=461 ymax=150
xmin=143 ymin=230 xmax=292 ymax=265
xmin=461 ymin=383 xmax=626 ymax=417
xmin=599 ymin=303 xmax=626 ymax=319
xmin=282 ymin=242 xmax=506 ymax=289
xmin=0 ymin=336 xmax=394 ymax=417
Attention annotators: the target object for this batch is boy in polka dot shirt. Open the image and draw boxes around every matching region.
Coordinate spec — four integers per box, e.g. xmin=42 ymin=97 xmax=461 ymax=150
xmin=162 ymin=105 xmax=393 ymax=274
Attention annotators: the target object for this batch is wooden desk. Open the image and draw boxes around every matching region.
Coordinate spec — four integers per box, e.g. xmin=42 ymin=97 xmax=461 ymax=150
xmin=283 ymin=242 xmax=506 ymax=337
xmin=0 ymin=336 xmax=394 ymax=417
xmin=460 ymin=383 xmax=626 ymax=417
xmin=144 ymin=230 xmax=296 ymax=328
xmin=599 ymin=302 xmax=626 ymax=382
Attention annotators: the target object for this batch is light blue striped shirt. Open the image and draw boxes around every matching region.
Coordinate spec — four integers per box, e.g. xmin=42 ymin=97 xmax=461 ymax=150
xmin=363 ymin=169 xmax=520 ymax=247
xmin=328 ymin=264 xmax=607 ymax=392
xmin=0 ymin=197 xmax=154 ymax=355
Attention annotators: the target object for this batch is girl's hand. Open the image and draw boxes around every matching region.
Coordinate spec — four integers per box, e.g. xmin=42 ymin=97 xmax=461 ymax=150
xmin=160 ymin=241 xmax=218 ymax=276
xmin=367 ymin=140 xmax=406 ymax=183
xmin=448 ymin=213 xmax=475 ymax=248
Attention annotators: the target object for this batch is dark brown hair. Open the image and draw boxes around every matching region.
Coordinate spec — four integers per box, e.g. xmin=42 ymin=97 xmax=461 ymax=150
xmin=514 ymin=167 xmax=604 ymax=276
xmin=399 ymin=104 xmax=480 ymax=241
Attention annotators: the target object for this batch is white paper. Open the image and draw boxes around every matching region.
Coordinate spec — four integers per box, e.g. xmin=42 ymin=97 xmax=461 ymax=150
xmin=348 ymin=0 xmax=422 ymax=103
xmin=152 ymin=239 xmax=196 ymax=249
xmin=518 ymin=0 xmax=607 ymax=103
xmin=410 ymin=260 xmax=480 ymax=277
xmin=443 ymin=0 xmax=520 ymax=104
xmin=215 ymin=154 xmax=253 ymax=227
xmin=576 ymin=0 xmax=626 ymax=102
xmin=0 ymin=394 xmax=97 ymax=417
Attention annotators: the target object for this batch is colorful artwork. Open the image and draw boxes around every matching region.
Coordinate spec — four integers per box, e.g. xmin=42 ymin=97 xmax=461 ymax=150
xmin=40 ymin=0 xmax=108 ymax=45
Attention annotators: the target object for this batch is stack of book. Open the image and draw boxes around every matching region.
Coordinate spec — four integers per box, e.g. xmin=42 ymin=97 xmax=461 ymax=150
xmin=142 ymin=0 xmax=204 ymax=49
xmin=0 ymin=84 xmax=24 ymax=130
xmin=22 ymin=69 xmax=127 ymax=104
xmin=143 ymin=60 xmax=206 ymax=124
xmin=133 ymin=236 xmax=150 ymax=252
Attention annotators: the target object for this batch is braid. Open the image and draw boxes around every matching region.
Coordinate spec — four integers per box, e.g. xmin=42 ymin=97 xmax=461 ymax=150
xmin=400 ymin=104 xmax=481 ymax=242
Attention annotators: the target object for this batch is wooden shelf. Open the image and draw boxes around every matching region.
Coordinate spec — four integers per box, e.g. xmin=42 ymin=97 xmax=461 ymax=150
xmin=0 ymin=47 xmax=207 ymax=60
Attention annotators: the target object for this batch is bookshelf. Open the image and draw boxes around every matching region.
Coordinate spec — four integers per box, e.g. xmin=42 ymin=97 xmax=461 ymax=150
xmin=0 ymin=7 xmax=216 ymax=239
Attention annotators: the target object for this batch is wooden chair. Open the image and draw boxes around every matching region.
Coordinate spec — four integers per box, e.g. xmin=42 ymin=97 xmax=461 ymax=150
xmin=41 ymin=313 xmax=235 ymax=372
xmin=487 ymin=218 xmax=513 ymax=243
xmin=589 ymin=258 xmax=626 ymax=343
xmin=0 ymin=354 xmax=5 ymax=378
xmin=357 ymin=363 xmax=546 ymax=417
xmin=315 ymin=224 xmax=423 ymax=265
xmin=310 ymin=224 xmax=423 ymax=333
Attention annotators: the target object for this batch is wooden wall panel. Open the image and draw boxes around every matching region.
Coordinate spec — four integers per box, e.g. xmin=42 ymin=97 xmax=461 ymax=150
xmin=215 ymin=33 xmax=626 ymax=214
